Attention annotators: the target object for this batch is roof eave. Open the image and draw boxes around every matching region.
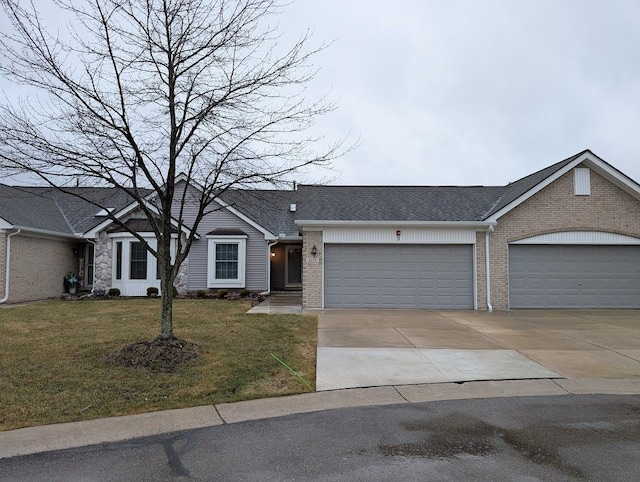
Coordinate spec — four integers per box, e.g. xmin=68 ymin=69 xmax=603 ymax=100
xmin=294 ymin=220 xmax=496 ymax=229
xmin=2 ymin=225 xmax=80 ymax=239
xmin=82 ymin=200 xmax=197 ymax=239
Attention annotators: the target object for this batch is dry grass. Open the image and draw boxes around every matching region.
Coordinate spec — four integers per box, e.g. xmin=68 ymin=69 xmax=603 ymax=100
xmin=0 ymin=299 xmax=317 ymax=431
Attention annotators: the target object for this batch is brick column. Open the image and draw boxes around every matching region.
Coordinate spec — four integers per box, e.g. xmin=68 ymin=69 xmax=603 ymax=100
xmin=302 ymin=230 xmax=323 ymax=309
xmin=0 ymin=232 xmax=7 ymax=299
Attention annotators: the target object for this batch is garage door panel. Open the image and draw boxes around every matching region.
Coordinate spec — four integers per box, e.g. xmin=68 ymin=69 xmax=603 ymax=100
xmin=325 ymin=244 xmax=473 ymax=309
xmin=509 ymin=245 xmax=640 ymax=308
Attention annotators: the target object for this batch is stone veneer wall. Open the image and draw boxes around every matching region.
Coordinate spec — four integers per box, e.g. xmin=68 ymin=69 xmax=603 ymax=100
xmin=174 ymin=254 xmax=189 ymax=294
xmin=302 ymin=230 xmax=323 ymax=309
xmin=93 ymin=231 xmax=112 ymax=292
xmin=488 ymin=168 xmax=640 ymax=310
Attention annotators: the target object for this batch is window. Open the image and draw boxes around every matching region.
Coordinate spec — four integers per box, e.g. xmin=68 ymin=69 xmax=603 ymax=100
xmin=129 ymin=242 xmax=148 ymax=280
xmin=207 ymin=237 xmax=246 ymax=288
xmin=115 ymin=242 xmax=123 ymax=280
xmin=215 ymin=244 xmax=239 ymax=279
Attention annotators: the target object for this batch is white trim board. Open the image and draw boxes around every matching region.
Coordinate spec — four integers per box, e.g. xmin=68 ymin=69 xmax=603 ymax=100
xmin=323 ymin=227 xmax=477 ymax=244
xmin=511 ymin=231 xmax=640 ymax=245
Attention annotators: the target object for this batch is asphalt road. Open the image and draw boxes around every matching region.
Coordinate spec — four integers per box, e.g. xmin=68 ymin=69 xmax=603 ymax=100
xmin=2 ymin=394 xmax=640 ymax=481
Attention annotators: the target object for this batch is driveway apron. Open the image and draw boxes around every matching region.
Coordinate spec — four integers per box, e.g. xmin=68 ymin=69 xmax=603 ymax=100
xmin=315 ymin=309 xmax=640 ymax=391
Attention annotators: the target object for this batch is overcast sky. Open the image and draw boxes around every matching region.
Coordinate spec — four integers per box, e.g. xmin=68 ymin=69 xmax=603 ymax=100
xmin=2 ymin=1 xmax=640 ymax=187
xmin=279 ymin=0 xmax=640 ymax=186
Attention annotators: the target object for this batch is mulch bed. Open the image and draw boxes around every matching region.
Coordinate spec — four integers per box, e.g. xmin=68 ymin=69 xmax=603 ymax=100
xmin=108 ymin=338 xmax=202 ymax=373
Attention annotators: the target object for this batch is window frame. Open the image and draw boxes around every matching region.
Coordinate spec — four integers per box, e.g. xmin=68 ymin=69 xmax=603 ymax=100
xmin=207 ymin=235 xmax=247 ymax=288
xmin=129 ymin=241 xmax=148 ymax=280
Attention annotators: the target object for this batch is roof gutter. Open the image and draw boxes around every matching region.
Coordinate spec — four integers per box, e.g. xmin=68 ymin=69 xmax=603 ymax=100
xmin=0 ymin=229 xmax=22 ymax=304
xmin=276 ymin=235 xmax=303 ymax=241
xmin=294 ymin=220 xmax=497 ymax=228
xmin=7 ymin=225 xmax=81 ymax=240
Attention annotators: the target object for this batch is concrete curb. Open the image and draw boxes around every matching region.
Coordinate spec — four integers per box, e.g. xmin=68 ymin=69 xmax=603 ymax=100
xmin=2 ymin=378 xmax=640 ymax=460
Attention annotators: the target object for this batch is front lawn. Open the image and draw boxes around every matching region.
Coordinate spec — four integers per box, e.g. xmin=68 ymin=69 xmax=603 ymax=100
xmin=0 ymin=299 xmax=317 ymax=431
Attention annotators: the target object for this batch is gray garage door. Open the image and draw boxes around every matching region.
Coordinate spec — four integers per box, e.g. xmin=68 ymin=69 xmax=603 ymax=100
xmin=324 ymin=244 xmax=474 ymax=309
xmin=509 ymin=245 xmax=640 ymax=308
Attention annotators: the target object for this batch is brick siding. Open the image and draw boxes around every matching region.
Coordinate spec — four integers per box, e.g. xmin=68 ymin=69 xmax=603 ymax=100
xmin=3 ymin=234 xmax=78 ymax=303
xmin=0 ymin=232 xmax=6 ymax=299
xmin=487 ymin=167 xmax=640 ymax=310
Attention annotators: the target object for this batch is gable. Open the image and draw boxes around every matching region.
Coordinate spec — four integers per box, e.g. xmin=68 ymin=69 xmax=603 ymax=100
xmin=173 ymin=180 xmax=280 ymax=239
xmin=496 ymin=167 xmax=640 ymax=238
xmin=485 ymin=150 xmax=640 ymax=222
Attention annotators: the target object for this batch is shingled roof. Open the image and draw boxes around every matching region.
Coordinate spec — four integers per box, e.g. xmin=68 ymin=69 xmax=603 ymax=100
xmin=0 ymin=150 xmax=601 ymax=234
xmin=0 ymin=185 xmax=152 ymax=235
xmin=294 ymin=185 xmax=505 ymax=222
xmin=218 ymin=189 xmax=302 ymax=236
xmin=0 ymin=184 xmax=74 ymax=234
xmin=482 ymin=150 xmax=588 ymax=218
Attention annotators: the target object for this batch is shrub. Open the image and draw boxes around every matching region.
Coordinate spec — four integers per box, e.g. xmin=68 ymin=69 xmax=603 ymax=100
xmin=239 ymin=289 xmax=251 ymax=298
xmin=172 ymin=285 xmax=179 ymax=298
xmin=146 ymin=287 xmax=159 ymax=297
xmin=196 ymin=290 xmax=207 ymax=298
xmin=108 ymin=288 xmax=121 ymax=297
xmin=217 ymin=289 xmax=228 ymax=299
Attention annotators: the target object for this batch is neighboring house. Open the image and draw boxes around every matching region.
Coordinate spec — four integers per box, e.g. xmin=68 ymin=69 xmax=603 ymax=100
xmin=1 ymin=149 xmax=640 ymax=309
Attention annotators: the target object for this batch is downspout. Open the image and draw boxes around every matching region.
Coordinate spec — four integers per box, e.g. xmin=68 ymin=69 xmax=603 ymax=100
xmin=260 ymin=240 xmax=279 ymax=296
xmin=485 ymin=226 xmax=494 ymax=312
xmin=0 ymin=229 xmax=22 ymax=304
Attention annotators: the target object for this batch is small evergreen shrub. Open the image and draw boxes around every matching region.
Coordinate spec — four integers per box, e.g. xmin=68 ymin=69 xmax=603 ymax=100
xmin=108 ymin=288 xmax=121 ymax=297
xmin=146 ymin=287 xmax=159 ymax=297
xmin=240 ymin=289 xmax=251 ymax=298
xmin=217 ymin=289 xmax=228 ymax=299
xmin=196 ymin=290 xmax=207 ymax=298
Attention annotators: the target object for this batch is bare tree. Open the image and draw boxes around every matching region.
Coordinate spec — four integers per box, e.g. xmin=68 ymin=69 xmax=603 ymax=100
xmin=0 ymin=0 xmax=337 ymax=340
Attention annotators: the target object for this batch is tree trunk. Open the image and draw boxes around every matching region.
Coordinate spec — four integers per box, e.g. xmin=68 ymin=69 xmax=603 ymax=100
xmin=158 ymin=233 xmax=175 ymax=340
xmin=159 ymin=286 xmax=174 ymax=340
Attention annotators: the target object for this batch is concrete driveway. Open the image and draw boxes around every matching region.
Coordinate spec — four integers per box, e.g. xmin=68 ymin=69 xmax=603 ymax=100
xmin=316 ymin=309 xmax=640 ymax=391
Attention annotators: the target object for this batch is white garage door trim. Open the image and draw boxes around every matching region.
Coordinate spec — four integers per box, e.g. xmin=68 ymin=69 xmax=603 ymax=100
xmin=324 ymin=243 xmax=475 ymax=309
xmin=511 ymin=231 xmax=640 ymax=245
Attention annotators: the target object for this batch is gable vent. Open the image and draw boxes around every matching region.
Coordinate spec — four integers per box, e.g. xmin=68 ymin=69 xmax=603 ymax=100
xmin=574 ymin=167 xmax=591 ymax=196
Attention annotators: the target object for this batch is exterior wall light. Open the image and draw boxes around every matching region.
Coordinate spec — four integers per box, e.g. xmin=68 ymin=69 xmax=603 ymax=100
xmin=271 ymin=251 xmax=276 ymax=257
xmin=311 ymin=245 xmax=317 ymax=257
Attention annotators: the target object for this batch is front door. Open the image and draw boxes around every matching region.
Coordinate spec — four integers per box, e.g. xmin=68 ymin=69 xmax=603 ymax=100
xmin=285 ymin=246 xmax=302 ymax=289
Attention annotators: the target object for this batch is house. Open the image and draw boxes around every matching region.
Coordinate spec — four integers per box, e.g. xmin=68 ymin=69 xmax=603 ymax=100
xmin=1 ymin=149 xmax=640 ymax=309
